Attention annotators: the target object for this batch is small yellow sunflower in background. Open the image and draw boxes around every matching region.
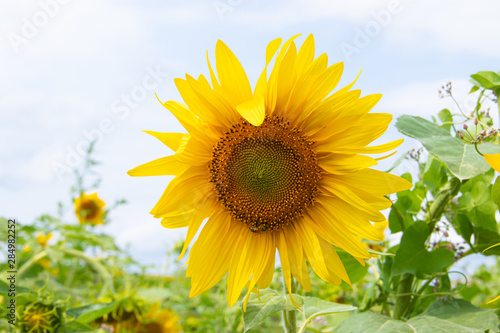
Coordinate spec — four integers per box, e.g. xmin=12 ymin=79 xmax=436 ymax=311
xmin=36 ymin=232 xmax=53 ymax=247
xmin=128 ymin=34 xmax=412 ymax=308
xmin=74 ymin=192 xmax=106 ymax=225
xmin=139 ymin=303 xmax=182 ymax=333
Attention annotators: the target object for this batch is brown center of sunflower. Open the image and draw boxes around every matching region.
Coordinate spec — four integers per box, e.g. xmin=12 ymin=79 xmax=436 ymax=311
xmin=80 ymin=200 xmax=99 ymax=219
xmin=209 ymin=116 xmax=321 ymax=233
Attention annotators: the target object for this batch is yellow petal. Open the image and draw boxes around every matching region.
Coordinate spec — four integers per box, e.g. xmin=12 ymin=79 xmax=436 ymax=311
xmin=188 ymin=211 xmax=234 ymax=297
xmin=243 ymin=233 xmax=274 ymax=311
xmin=276 ymin=230 xmax=301 ymax=309
xmin=321 ymin=179 xmax=386 ymax=222
xmin=177 ymin=196 xmax=216 ymax=260
xmin=283 ymin=226 xmax=311 ymax=292
xmin=127 ymin=155 xmax=187 ymax=177
xmin=293 ymin=222 xmax=342 ymax=285
xmin=254 ymin=37 xmax=282 ymax=97
xmin=295 ymin=34 xmax=315 ymax=76
xmin=334 ymin=168 xmax=413 ymax=196
xmin=149 ymin=166 xmax=210 ymax=217
xmin=161 ymin=210 xmax=195 ymax=229
xmin=350 ymin=139 xmax=404 ymax=154
xmin=484 ymin=153 xmax=500 ymax=173
xmin=142 ymin=131 xmax=189 ymax=152
xmin=319 ymin=154 xmax=377 ymax=175
xmin=215 ymin=40 xmax=253 ymax=107
xmin=227 ymin=228 xmax=254 ymax=306
xmin=321 ymin=196 xmax=387 ymax=241
xmin=306 ymin=206 xmax=370 ymax=259
xmin=236 ymin=95 xmax=266 ymax=126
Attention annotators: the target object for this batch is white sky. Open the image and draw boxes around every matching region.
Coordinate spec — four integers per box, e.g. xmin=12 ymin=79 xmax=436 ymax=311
xmin=1 ymin=0 xmax=499 ymax=269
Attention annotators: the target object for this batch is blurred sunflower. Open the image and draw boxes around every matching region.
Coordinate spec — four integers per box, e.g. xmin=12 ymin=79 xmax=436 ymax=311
xmin=138 ymin=304 xmax=181 ymax=333
xmin=20 ymin=301 xmax=62 ymax=333
xmin=128 ymin=34 xmax=412 ymax=308
xmin=36 ymin=232 xmax=53 ymax=247
xmin=74 ymin=192 xmax=106 ymax=225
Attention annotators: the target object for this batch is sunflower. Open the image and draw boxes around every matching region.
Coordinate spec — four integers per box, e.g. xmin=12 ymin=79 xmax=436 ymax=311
xmin=36 ymin=232 xmax=53 ymax=247
xmin=128 ymin=34 xmax=412 ymax=309
xmin=139 ymin=303 xmax=182 ymax=333
xmin=74 ymin=192 xmax=106 ymax=225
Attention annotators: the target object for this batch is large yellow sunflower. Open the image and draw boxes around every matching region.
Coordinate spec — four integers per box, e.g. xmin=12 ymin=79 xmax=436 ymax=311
xmin=128 ymin=34 xmax=412 ymax=309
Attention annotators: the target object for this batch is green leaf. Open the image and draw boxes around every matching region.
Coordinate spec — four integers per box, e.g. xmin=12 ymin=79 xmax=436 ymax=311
xmin=471 ymin=71 xmax=500 ymax=89
xmin=453 ymin=213 xmax=473 ymax=243
xmin=392 ymin=221 xmax=454 ymax=278
xmin=58 ymin=320 xmax=96 ymax=333
xmin=66 ymin=301 xmax=118 ymax=324
xmin=407 ymin=298 xmax=500 ymax=332
xmin=395 ymin=115 xmax=500 ymax=180
xmin=423 ymin=155 xmax=448 ymax=195
xmin=458 ymin=170 xmax=498 ymax=232
xmin=242 ymin=290 xmax=304 ymax=332
xmin=437 ymin=108 xmax=453 ymax=131
xmin=469 ymin=85 xmax=480 ymax=94
xmin=472 ymin=227 xmax=500 ymax=255
xmin=300 ymin=297 xmax=356 ymax=332
xmin=389 ymin=180 xmax=426 ymax=233
xmin=491 ymin=176 xmax=500 ymax=208
xmin=334 ymin=299 xmax=500 ymax=333
xmin=333 ymin=312 xmax=414 ymax=333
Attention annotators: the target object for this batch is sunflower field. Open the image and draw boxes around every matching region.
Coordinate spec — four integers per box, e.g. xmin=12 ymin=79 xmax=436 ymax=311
xmin=2 ymin=35 xmax=500 ymax=333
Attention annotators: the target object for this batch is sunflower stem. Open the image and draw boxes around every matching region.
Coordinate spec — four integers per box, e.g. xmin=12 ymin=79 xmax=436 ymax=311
xmin=282 ymin=274 xmax=297 ymax=333
xmin=393 ymin=273 xmax=414 ymax=320
xmin=424 ymin=177 xmax=462 ymax=232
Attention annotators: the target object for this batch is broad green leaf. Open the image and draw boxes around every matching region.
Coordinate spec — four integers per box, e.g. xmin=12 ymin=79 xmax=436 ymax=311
xmin=423 ymin=156 xmax=448 ymax=195
xmin=471 ymin=71 xmax=500 ymax=89
xmin=299 ymin=297 xmax=356 ymax=332
xmin=491 ymin=176 xmax=500 ymax=208
xmin=242 ymin=290 xmax=304 ymax=332
xmin=395 ymin=115 xmax=500 ymax=179
xmin=473 ymin=227 xmax=500 ymax=255
xmin=334 ymin=299 xmax=500 ymax=333
xmin=392 ymin=221 xmax=454 ymax=278
xmin=437 ymin=108 xmax=453 ymax=131
xmin=407 ymin=298 xmax=500 ymax=332
xmin=453 ymin=213 xmax=473 ymax=243
xmin=458 ymin=170 xmax=498 ymax=232
xmin=333 ymin=312 xmax=414 ymax=333
xmin=66 ymin=301 xmax=118 ymax=324
xmin=460 ymin=283 xmax=482 ymax=301
xmin=58 ymin=320 xmax=96 ymax=333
